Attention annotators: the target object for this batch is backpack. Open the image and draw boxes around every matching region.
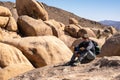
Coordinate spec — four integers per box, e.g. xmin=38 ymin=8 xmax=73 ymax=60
xmin=91 ymin=40 xmax=101 ymax=55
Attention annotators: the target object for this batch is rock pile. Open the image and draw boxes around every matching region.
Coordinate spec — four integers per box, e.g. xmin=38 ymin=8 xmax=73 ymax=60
xmin=0 ymin=0 xmax=119 ymax=80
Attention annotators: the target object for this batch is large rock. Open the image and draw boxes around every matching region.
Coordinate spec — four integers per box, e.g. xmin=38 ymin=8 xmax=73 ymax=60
xmin=108 ymin=26 xmax=117 ymax=35
xmin=0 ymin=64 xmax=33 ymax=80
xmin=6 ymin=17 xmax=18 ymax=31
xmin=99 ymin=33 xmax=120 ymax=56
xmin=3 ymin=36 xmax=73 ymax=67
xmin=59 ymin=34 xmax=76 ymax=49
xmin=9 ymin=56 xmax=120 ymax=80
xmin=69 ymin=17 xmax=78 ymax=25
xmin=96 ymin=29 xmax=112 ymax=40
xmin=18 ymin=15 xmax=53 ymax=36
xmin=0 ymin=17 xmax=9 ymax=28
xmin=11 ymin=8 xmax=18 ymax=22
xmin=0 ymin=43 xmax=34 ymax=80
xmin=0 ymin=6 xmax=12 ymax=17
xmin=0 ymin=28 xmax=21 ymax=42
xmin=16 ymin=0 xmax=48 ymax=21
xmin=78 ymin=28 xmax=96 ymax=38
xmin=65 ymin=24 xmax=80 ymax=38
xmin=45 ymin=19 xmax=65 ymax=37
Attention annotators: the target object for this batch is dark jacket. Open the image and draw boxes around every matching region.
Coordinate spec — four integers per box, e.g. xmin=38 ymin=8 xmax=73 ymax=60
xmin=77 ymin=40 xmax=95 ymax=54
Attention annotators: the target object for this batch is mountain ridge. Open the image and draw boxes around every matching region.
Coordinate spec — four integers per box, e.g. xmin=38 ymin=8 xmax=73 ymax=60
xmin=99 ymin=20 xmax=120 ymax=30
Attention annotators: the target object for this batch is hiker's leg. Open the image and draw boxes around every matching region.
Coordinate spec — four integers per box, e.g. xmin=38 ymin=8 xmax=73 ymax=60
xmin=70 ymin=52 xmax=77 ymax=63
xmin=78 ymin=51 xmax=88 ymax=63
xmin=81 ymin=51 xmax=96 ymax=64
xmin=86 ymin=50 xmax=96 ymax=60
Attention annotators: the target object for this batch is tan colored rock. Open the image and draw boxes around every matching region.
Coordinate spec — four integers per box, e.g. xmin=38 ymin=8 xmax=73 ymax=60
xmin=11 ymin=8 xmax=18 ymax=22
xmin=45 ymin=19 xmax=65 ymax=37
xmin=0 ymin=64 xmax=34 ymax=80
xmin=0 ymin=42 xmax=33 ymax=67
xmin=18 ymin=15 xmax=53 ymax=36
xmin=0 ymin=17 xmax=9 ymax=28
xmin=0 ymin=43 xmax=34 ymax=80
xmin=59 ymin=34 xmax=76 ymax=48
xmin=99 ymin=33 xmax=120 ymax=57
xmin=9 ymin=56 xmax=120 ymax=80
xmin=0 ymin=28 xmax=20 ymax=41
xmin=6 ymin=17 xmax=18 ymax=31
xmin=108 ymin=26 xmax=117 ymax=34
xmin=97 ymin=29 xmax=112 ymax=40
xmin=69 ymin=18 xmax=78 ymax=25
xmin=0 ymin=6 xmax=12 ymax=17
xmin=3 ymin=36 xmax=73 ymax=67
xmin=65 ymin=24 xmax=80 ymax=38
xmin=16 ymin=0 xmax=48 ymax=21
xmin=78 ymin=28 xmax=96 ymax=38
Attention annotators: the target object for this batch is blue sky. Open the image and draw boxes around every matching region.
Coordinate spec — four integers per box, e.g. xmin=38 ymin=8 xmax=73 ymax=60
xmin=1 ymin=0 xmax=120 ymax=21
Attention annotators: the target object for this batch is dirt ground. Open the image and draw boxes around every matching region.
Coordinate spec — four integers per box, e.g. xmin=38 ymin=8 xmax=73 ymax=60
xmin=10 ymin=56 xmax=120 ymax=80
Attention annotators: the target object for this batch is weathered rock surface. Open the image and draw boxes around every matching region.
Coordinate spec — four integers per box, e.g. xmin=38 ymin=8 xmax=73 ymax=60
xmin=0 ymin=6 xmax=18 ymax=31
xmin=0 ymin=6 xmax=12 ymax=17
xmin=0 ymin=28 xmax=20 ymax=41
xmin=100 ymin=33 xmax=120 ymax=56
xmin=3 ymin=36 xmax=73 ymax=67
xmin=78 ymin=28 xmax=96 ymax=38
xmin=16 ymin=0 xmax=48 ymax=21
xmin=18 ymin=15 xmax=53 ymax=36
xmin=10 ymin=8 xmax=18 ymax=22
xmin=108 ymin=26 xmax=117 ymax=35
xmin=6 ymin=17 xmax=18 ymax=31
xmin=10 ymin=56 xmax=120 ymax=80
xmin=0 ymin=1 xmax=120 ymax=80
xmin=69 ymin=17 xmax=79 ymax=25
xmin=0 ymin=16 xmax=9 ymax=28
xmin=65 ymin=24 xmax=80 ymax=38
xmin=59 ymin=34 xmax=76 ymax=50
xmin=44 ymin=19 xmax=65 ymax=37
xmin=0 ymin=42 xmax=34 ymax=80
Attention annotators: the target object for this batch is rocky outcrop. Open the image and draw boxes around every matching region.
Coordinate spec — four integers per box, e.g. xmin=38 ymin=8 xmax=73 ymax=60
xmin=0 ymin=6 xmax=12 ymax=16
xmin=10 ymin=8 xmax=18 ymax=22
xmin=16 ymin=0 xmax=48 ymax=21
xmin=0 ymin=28 xmax=20 ymax=42
xmin=44 ymin=19 xmax=65 ymax=37
xmin=3 ymin=36 xmax=73 ymax=67
xmin=69 ymin=17 xmax=79 ymax=25
xmin=78 ymin=28 xmax=96 ymax=38
xmin=0 ymin=42 xmax=34 ymax=80
xmin=0 ymin=1 xmax=120 ymax=80
xmin=65 ymin=24 xmax=80 ymax=38
xmin=0 ymin=6 xmax=17 ymax=32
xmin=6 ymin=17 xmax=17 ymax=31
xmin=108 ymin=26 xmax=117 ymax=35
xmin=99 ymin=33 xmax=120 ymax=56
xmin=9 ymin=56 xmax=120 ymax=80
xmin=18 ymin=15 xmax=53 ymax=36
xmin=0 ymin=17 xmax=9 ymax=28
xmin=59 ymin=34 xmax=76 ymax=50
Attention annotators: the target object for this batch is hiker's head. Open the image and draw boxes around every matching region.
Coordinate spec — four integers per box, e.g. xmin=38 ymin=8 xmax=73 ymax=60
xmin=82 ymin=34 xmax=89 ymax=40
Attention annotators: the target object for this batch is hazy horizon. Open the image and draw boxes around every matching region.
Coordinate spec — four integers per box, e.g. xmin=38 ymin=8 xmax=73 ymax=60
xmin=0 ymin=0 xmax=120 ymax=22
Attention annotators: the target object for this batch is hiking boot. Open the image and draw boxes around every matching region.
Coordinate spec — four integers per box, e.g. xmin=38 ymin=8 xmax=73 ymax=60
xmin=70 ymin=63 xmax=77 ymax=66
xmin=63 ymin=61 xmax=74 ymax=66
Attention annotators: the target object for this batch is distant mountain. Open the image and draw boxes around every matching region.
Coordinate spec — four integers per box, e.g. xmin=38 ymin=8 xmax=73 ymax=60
xmin=99 ymin=20 xmax=120 ymax=30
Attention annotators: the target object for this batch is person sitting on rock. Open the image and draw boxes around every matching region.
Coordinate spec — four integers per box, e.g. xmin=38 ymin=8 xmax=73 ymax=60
xmin=67 ymin=34 xmax=96 ymax=66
